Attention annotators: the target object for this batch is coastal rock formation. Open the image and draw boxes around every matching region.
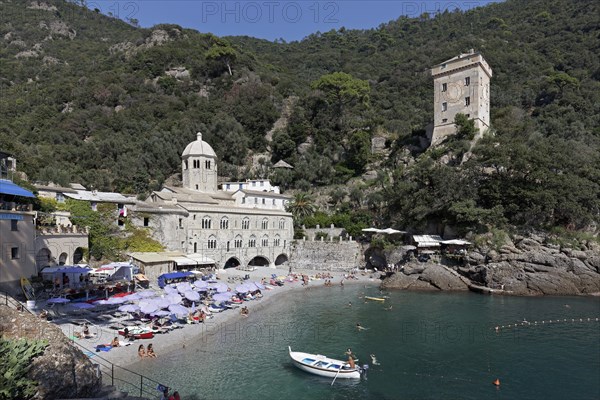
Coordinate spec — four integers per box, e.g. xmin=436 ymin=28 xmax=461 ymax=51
xmin=379 ymin=234 xmax=600 ymax=296
xmin=0 ymin=305 xmax=101 ymax=399
xmin=460 ymin=235 xmax=600 ymax=296
xmin=381 ymin=262 xmax=469 ymax=291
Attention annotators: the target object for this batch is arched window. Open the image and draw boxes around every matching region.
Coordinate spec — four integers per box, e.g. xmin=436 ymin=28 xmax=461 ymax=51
xmin=248 ymin=235 xmax=256 ymax=248
xmin=207 ymin=236 xmax=217 ymax=249
xmin=234 ymin=235 xmax=243 ymax=248
xmin=220 ymin=217 xmax=229 ymax=229
xmin=202 ymin=216 xmax=212 ymax=229
xmin=242 ymin=218 xmax=250 ymax=230
xmin=274 ymin=235 xmax=281 ymax=247
xmin=261 ymin=218 xmax=269 ymax=230
xmin=261 ymin=235 xmax=269 ymax=247
xmin=205 ymin=160 xmax=211 ymax=169
xmin=193 ymin=242 xmax=197 ymax=253
xmin=279 ymin=218 xmax=286 ymax=229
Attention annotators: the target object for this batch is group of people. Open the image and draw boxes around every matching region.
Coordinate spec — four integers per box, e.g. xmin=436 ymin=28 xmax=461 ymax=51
xmin=75 ymin=323 xmax=94 ymax=339
xmin=138 ymin=343 xmax=157 ymax=358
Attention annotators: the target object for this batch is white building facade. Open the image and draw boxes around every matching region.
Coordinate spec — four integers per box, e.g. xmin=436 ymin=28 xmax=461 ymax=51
xmin=430 ymin=50 xmax=492 ymax=146
xmin=133 ymin=133 xmax=294 ymax=270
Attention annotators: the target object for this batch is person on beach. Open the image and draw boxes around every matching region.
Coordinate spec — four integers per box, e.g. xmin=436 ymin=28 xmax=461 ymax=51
xmin=147 ymin=343 xmax=157 ymax=358
xmin=138 ymin=344 xmax=146 ymax=358
xmin=110 ymin=337 xmax=120 ymax=347
xmin=160 ymin=388 xmax=169 ymax=400
xmin=241 ymin=306 xmax=249 ymax=316
xmin=172 ymin=391 xmax=181 ymax=400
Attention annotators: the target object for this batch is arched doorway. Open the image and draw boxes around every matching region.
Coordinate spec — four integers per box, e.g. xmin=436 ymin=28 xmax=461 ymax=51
xmin=58 ymin=252 xmax=68 ymax=265
xmin=73 ymin=247 xmax=85 ymax=264
xmin=247 ymin=256 xmax=270 ymax=268
xmin=274 ymin=254 xmax=289 ymax=266
xmin=224 ymin=257 xmax=241 ymax=269
xmin=36 ymin=248 xmax=53 ymax=268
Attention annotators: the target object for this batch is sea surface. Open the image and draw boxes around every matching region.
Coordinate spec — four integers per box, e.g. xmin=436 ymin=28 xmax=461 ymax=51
xmin=129 ymin=284 xmax=600 ymax=400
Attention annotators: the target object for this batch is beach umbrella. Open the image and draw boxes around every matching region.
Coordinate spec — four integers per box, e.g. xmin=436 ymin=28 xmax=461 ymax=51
xmin=152 ymin=297 xmax=171 ymax=309
xmin=118 ymin=304 xmax=140 ymax=313
xmin=150 ymin=310 xmax=170 ymax=317
xmin=163 ymin=285 xmax=178 ymax=295
xmin=121 ymin=293 xmax=142 ymax=302
xmin=193 ymin=280 xmax=208 ymax=289
xmin=137 ymin=290 xmax=156 ymax=298
xmin=214 ymin=283 xmax=229 ymax=293
xmin=47 ymin=297 xmax=70 ymax=304
xmin=190 ymin=302 xmax=196 ymax=313
xmin=106 ymin=296 xmax=128 ymax=305
xmin=212 ymin=293 xmax=233 ymax=303
xmin=70 ymin=302 xmax=95 ymax=309
xmin=139 ymin=300 xmax=159 ymax=314
xmin=236 ymin=285 xmax=250 ymax=293
xmin=166 ymin=293 xmax=182 ymax=305
xmin=184 ymin=291 xmax=200 ymax=302
xmin=177 ymin=282 xmax=193 ymax=293
xmin=168 ymin=304 xmax=188 ymax=317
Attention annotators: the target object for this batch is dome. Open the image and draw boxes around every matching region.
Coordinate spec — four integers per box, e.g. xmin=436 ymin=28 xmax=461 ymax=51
xmin=182 ymin=132 xmax=217 ymax=158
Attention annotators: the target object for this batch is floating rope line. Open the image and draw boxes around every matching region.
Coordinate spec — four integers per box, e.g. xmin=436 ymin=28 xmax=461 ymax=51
xmin=492 ymin=316 xmax=600 ymax=332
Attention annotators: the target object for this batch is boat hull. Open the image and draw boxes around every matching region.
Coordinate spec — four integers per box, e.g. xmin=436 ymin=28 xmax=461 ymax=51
xmin=364 ymin=296 xmax=385 ymax=302
xmin=289 ymin=347 xmax=361 ymax=379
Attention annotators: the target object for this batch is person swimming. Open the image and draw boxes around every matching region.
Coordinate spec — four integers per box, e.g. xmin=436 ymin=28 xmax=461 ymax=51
xmin=370 ymin=354 xmax=380 ymax=365
xmin=356 ymin=323 xmax=368 ymax=331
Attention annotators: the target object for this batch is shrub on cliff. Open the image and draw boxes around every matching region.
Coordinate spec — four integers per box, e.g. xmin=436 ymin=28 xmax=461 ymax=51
xmin=0 ymin=338 xmax=48 ymax=400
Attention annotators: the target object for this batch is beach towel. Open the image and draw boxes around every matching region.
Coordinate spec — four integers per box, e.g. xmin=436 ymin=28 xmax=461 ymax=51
xmin=95 ymin=345 xmax=113 ymax=352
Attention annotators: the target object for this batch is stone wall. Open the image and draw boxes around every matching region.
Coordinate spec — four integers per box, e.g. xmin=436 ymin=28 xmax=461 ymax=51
xmin=288 ymin=240 xmax=362 ymax=272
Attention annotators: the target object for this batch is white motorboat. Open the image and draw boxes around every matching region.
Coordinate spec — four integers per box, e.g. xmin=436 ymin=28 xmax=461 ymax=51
xmin=288 ymin=346 xmax=362 ymax=379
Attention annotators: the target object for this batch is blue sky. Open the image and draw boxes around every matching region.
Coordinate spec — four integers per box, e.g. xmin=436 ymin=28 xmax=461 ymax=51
xmin=90 ymin=0 xmax=502 ymax=42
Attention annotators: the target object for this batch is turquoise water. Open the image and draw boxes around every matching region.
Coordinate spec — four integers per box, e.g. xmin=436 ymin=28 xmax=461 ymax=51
xmin=130 ymin=285 xmax=600 ymax=399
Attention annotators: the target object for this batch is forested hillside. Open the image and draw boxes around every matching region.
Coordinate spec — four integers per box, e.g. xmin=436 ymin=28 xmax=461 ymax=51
xmin=1 ymin=0 xmax=598 ymax=235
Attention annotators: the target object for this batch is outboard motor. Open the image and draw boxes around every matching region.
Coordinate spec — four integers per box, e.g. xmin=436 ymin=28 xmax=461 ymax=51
xmin=361 ymin=364 xmax=369 ymax=379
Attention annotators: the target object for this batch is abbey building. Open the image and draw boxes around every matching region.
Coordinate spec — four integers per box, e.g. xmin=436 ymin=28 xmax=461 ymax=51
xmin=132 ymin=132 xmax=294 ymax=270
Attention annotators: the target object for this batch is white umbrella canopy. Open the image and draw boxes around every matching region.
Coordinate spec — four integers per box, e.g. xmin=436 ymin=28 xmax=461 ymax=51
xmin=139 ymin=299 xmax=159 ymax=314
xmin=212 ymin=293 xmax=233 ymax=303
xmin=153 ymin=297 xmax=172 ymax=309
xmin=47 ymin=297 xmax=70 ymax=304
xmin=193 ymin=280 xmax=208 ymax=289
xmin=177 ymin=282 xmax=193 ymax=293
xmin=166 ymin=293 xmax=183 ymax=305
xmin=163 ymin=286 xmax=178 ymax=295
xmin=184 ymin=291 xmax=200 ymax=302
xmin=381 ymin=228 xmax=405 ymax=235
xmin=118 ymin=304 xmax=140 ymax=313
xmin=150 ymin=310 xmax=171 ymax=317
xmin=137 ymin=290 xmax=156 ymax=298
xmin=168 ymin=304 xmax=188 ymax=317
xmin=106 ymin=296 xmax=128 ymax=305
xmin=121 ymin=293 xmax=142 ymax=302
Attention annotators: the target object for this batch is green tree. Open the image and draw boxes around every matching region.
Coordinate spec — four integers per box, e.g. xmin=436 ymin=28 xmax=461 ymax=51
xmin=206 ymin=42 xmax=237 ymax=76
xmin=311 ymin=72 xmax=370 ymax=113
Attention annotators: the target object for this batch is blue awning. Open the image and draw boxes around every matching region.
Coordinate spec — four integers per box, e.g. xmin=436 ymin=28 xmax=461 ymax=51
xmin=0 ymin=179 xmax=35 ymax=198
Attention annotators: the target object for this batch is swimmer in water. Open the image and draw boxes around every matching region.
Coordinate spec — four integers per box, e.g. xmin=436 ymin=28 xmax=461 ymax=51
xmin=356 ymin=322 xmax=368 ymax=331
xmin=370 ymin=354 xmax=380 ymax=365
xmin=384 ymin=305 xmax=393 ymax=311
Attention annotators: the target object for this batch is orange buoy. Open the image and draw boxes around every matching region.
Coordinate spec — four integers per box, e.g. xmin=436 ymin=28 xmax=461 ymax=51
xmin=493 ymin=379 xmax=501 ymax=386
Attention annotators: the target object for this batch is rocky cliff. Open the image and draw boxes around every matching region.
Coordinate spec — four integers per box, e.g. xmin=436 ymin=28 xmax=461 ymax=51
xmin=0 ymin=305 xmax=102 ymax=399
xmin=380 ymin=234 xmax=600 ymax=296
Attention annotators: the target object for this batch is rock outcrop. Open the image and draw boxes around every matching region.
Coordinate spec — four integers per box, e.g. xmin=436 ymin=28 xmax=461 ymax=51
xmin=0 ymin=306 xmax=101 ymax=399
xmin=381 ymin=262 xmax=469 ymax=291
xmin=381 ymin=234 xmax=600 ymax=296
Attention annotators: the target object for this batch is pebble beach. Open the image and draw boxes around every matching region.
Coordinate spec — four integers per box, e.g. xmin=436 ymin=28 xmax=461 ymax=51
xmin=53 ymin=267 xmax=380 ymax=369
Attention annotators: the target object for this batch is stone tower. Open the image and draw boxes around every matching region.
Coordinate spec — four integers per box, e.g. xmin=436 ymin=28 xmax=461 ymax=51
xmin=430 ymin=50 xmax=492 ymax=146
xmin=181 ymin=132 xmax=218 ymax=193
